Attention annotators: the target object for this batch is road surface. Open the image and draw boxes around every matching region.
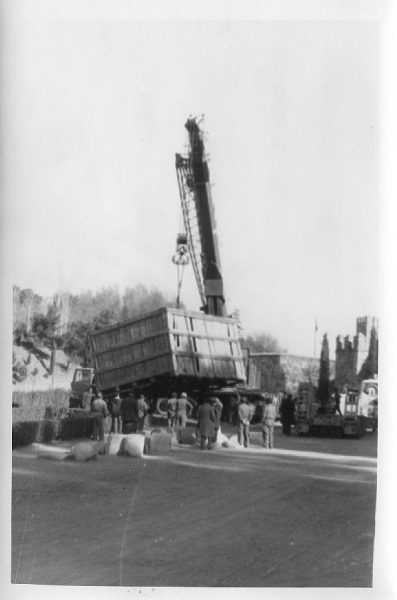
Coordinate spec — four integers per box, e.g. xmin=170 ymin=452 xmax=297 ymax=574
xmin=12 ymin=426 xmax=377 ymax=587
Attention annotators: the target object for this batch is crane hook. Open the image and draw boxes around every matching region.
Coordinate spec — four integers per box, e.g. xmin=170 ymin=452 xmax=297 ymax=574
xmin=172 ymin=233 xmax=190 ymax=266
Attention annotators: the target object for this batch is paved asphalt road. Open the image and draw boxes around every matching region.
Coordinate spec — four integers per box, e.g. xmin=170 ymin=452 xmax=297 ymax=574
xmin=11 ymin=426 xmax=377 ymax=587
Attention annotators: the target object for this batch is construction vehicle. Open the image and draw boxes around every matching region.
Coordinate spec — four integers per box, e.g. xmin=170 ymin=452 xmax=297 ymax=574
xmin=71 ymin=117 xmax=247 ymax=410
xmin=69 ymin=367 xmax=95 ymax=408
xmin=294 ymin=382 xmax=373 ymax=438
xmin=358 ymin=377 xmax=378 ymax=431
xmin=175 ymin=117 xmax=226 ymax=317
xmin=311 ymin=388 xmax=367 ymax=438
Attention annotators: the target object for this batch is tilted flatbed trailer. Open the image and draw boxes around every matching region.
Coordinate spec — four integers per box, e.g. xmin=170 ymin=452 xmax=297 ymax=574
xmin=89 ymin=306 xmax=246 ymax=412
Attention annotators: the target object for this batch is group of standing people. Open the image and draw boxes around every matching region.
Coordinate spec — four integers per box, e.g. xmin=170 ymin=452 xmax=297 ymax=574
xmin=86 ymin=384 xmax=300 ymax=449
xmin=165 ymin=392 xmax=223 ymax=450
xmin=84 ymin=387 xmax=149 ymax=441
xmin=166 ymin=392 xmax=194 ymax=430
xmin=236 ymin=395 xmax=277 ymax=449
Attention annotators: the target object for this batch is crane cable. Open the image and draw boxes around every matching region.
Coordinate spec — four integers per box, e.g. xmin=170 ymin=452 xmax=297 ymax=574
xmin=171 ymin=129 xmax=192 ymax=308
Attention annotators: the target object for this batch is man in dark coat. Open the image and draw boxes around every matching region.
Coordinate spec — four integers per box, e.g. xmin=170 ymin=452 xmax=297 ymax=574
xmin=197 ymin=398 xmax=216 ymax=450
xmin=211 ymin=396 xmax=223 ymax=443
xmin=120 ymin=394 xmax=138 ymax=433
xmin=280 ymin=393 xmax=295 ymax=435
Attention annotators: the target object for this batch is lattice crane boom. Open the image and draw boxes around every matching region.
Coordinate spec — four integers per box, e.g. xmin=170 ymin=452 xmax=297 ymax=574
xmin=175 ymin=118 xmax=226 ymax=317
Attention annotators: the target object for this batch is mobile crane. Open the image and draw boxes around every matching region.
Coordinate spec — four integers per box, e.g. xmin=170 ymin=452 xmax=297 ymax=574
xmin=69 ymin=117 xmax=246 ymax=411
xmin=175 ymin=117 xmax=226 ymax=318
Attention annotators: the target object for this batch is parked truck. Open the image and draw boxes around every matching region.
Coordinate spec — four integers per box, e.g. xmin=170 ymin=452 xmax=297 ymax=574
xmin=295 ymin=381 xmax=375 ymax=438
xmin=357 ymin=377 xmax=378 ymax=432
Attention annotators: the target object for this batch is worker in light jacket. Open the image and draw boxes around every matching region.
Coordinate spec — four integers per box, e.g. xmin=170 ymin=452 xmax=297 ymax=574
xmin=176 ymin=392 xmax=194 ymax=429
xmin=262 ymin=396 xmax=277 ymax=449
xmin=166 ymin=392 xmax=178 ymax=429
xmin=237 ymin=397 xmax=252 ymax=448
xmin=109 ymin=387 xmax=122 ymax=433
xmin=90 ymin=392 xmax=108 ymax=441
xmin=136 ymin=394 xmax=148 ymax=432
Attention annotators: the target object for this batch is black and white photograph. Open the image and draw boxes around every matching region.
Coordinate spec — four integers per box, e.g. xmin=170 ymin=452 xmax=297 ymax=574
xmin=2 ymin=1 xmax=396 ymax=597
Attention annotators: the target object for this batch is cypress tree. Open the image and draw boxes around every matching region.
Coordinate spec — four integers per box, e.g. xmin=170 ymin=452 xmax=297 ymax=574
xmin=317 ymin=333 xmax=330 ymax=411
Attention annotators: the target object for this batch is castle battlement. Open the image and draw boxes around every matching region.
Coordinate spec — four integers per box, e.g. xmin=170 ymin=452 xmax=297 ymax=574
xmin=335 ymin=316 xmax=378 ymax=388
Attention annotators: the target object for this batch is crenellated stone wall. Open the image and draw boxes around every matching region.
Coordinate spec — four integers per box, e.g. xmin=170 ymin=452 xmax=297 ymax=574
xmin=250 ymin=352 xmax=335 ymax=395
xmin=335 ymin=316 xmax=378 ymax=389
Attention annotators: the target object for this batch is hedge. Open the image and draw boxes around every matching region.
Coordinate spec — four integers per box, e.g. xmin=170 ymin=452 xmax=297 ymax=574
xmin=12 ymin=413 xmax=95 ymax=449
xmin=12 ymin=420 xmax=57 ymax=448
xmin=58 ymin=412 xmax=94 ymax=440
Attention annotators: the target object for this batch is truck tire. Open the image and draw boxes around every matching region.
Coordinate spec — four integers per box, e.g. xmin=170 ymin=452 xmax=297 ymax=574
xmin=156 ymin=398 xmax=168 ymax=415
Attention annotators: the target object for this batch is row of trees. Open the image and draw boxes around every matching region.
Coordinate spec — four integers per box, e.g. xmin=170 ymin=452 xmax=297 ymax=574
xmin=13 ymin=284 xmax=177 ymax=371
xmin=13 ymin=285 xmax=283 ymax=380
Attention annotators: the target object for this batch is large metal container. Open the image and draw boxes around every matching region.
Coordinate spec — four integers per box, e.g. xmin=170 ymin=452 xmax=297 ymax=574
xmin=90 ymin=307 xmax=246 ymax=392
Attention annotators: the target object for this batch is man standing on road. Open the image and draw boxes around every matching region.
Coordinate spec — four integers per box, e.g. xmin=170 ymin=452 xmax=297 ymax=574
xmin=136 ymin=394 xmax=148 ymax=432
xmin=237 ymin=396 xmax=252 ymax=448
xmin=90 ymin=392 xmax=108 ymax=441
xmin=176 ymin=392 xmax=194 ymax=430
xmin=166 ymin=392 xmax=178 ymax=429
xmin=211 ymin=396 xmax=223 ymax=444
xmin=262 ymin=396 xmax=277 ymax=449
xmin=280 ymin=393 xmax=295 ymax=435
xmin=109 ymin=387 xmax=122 ymax=433
xmin=197 ymin=397 xmax=216 ymax=450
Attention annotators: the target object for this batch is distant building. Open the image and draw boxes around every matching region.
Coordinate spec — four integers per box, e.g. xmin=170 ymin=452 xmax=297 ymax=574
xmin=335 ymin=316 xmax=378 ymax=389
xmin=249 ymin=352 xmax=335 ymax=395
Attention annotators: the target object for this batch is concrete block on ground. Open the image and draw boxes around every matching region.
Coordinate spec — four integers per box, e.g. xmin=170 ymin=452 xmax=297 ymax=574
xmin=178 ymin=428 xmax=197 ymax=445
xmin=71 ymin=441 xmax=99 ymax=462
xmin=105 ymin=434 xmax=124 ymax=455
xmin=118 ymin=434 xmax=145 ymax=458
xmin=147 ymin=431 xmax=173 ymax=454
xmin=33 ymin=443 xmax=70 ymax=461
xmin=249 ymin=432 xmax=264 ymax=447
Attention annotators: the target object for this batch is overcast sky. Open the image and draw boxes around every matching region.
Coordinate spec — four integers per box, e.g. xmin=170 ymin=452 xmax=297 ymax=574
xmin=3 ymin=5 xmax=381 ymax=357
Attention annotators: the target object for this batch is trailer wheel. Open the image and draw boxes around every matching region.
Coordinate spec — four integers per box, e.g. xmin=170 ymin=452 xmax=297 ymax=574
xmin=156 ymin=397 xmax=168 ymax=415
